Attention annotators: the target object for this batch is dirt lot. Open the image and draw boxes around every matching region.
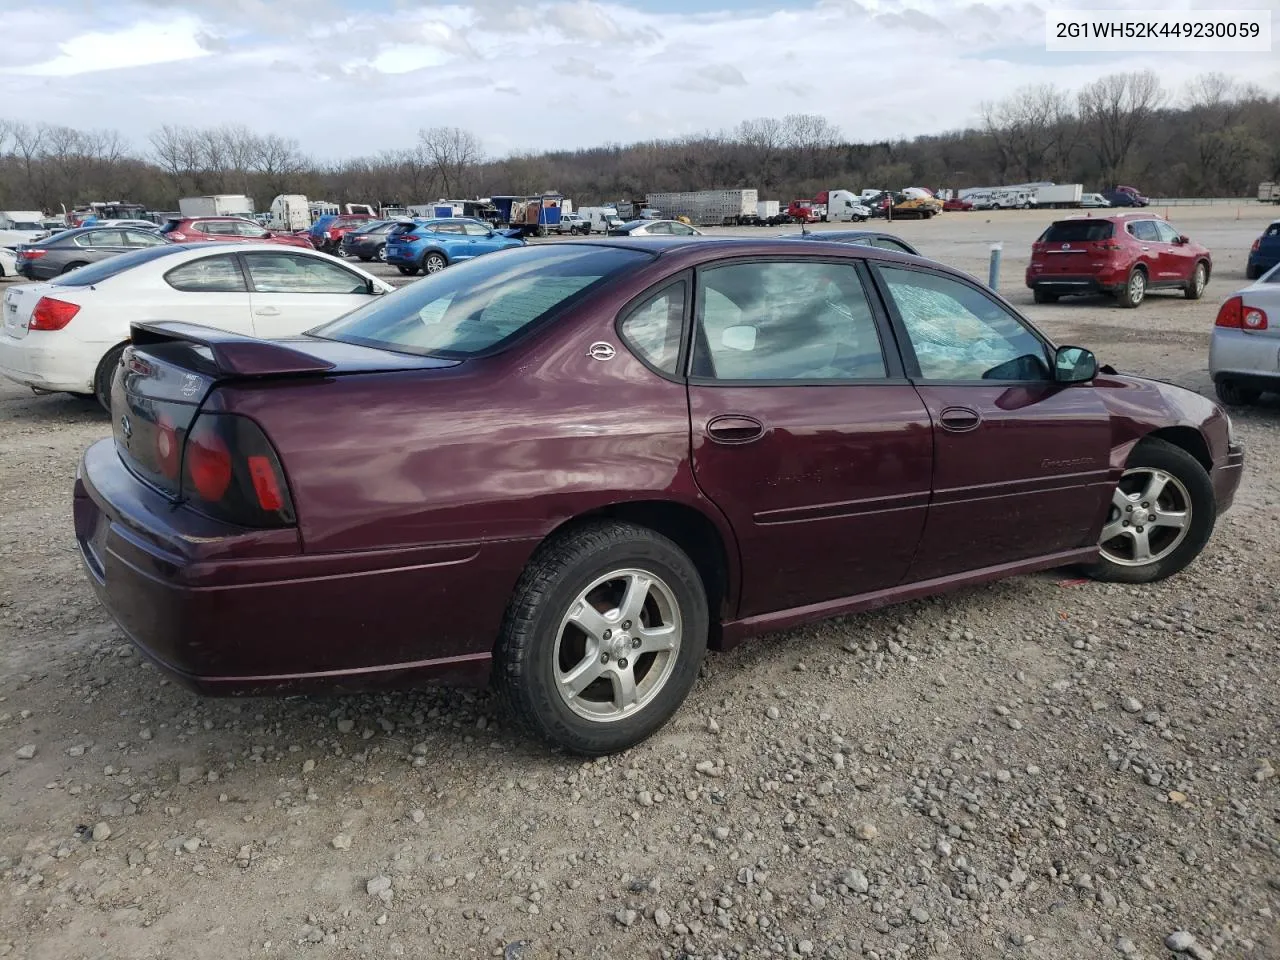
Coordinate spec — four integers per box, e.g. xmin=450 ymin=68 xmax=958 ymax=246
xmin=1 ymin=206 xmax=1277 ymax=960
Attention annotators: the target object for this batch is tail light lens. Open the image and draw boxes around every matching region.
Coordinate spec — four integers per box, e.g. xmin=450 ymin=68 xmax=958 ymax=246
xmin=20 ymin=249 xmax=47 ymax=260
xmin=1215 ymin=296 xmax=1260 ymax=329
xmin=30 ymin=297 xmax=81 ymax=331
xmin=168 ymin=231 xmax=187 ymax=241
xmin=1252 ymin=238 xmax=1261 ymax=252
xmin=182 ymin=414 xmax=295 ymax=527
xmin=1096 ymin=242 xmax=1123 ymax=251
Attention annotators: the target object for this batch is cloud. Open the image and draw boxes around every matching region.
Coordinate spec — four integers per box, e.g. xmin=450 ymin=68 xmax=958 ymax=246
xmin=557 ymin=57 xmax=614 ymax=81
xmin=1 ymin=0 xmax=1275 ymax=163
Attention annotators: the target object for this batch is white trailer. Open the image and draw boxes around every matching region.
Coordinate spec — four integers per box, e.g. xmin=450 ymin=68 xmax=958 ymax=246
xmin=1034 ymin=183 xmax=1084 ymax=208
xmin=269 ymin=195 xmax=310 ymax=231
xmin=0 ymin=211 xmax=48 ymax=246
xmin=178 ymin=194 xmax=254 ymax=218
xmin=578 ymin=206 xmax=622 ymax=233
xmin=757 ymin=200 xmax=780 ymax=220
xmin=1259 ymin=182 xmax=1280 ymax=203
xmin=645 ymin=189 xmax=759 ymax=226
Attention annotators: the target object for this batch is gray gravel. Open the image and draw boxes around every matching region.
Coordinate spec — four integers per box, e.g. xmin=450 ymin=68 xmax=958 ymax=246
xmin=0 ymin=206 xmax=1277 ymax=958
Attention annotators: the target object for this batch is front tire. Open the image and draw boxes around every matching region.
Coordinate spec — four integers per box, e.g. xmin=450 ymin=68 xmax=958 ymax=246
xmin=1118 ymin=267 xmax=1146 ymax=308
xmin=495 ymin=521 xmax=708 ymax=756
xmin=1215 ymin=379 xmax=1261 ymax=406
xmin=1184 ymin=261 xmax=1208 ymax=300
xmin=93 ymin=343 xmax=127 ymax=411
xmin=1085 ymin=438 xmax=1215 ymax=584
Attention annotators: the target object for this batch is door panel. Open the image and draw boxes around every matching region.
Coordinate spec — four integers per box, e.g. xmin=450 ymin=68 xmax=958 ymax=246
xmin=690 ymin=386 xmax=933 ymax=615
xmin=874 ymin=264 xmax=1114 ymax=582
xmin=685 ymin=258 xmax=932 ymax=616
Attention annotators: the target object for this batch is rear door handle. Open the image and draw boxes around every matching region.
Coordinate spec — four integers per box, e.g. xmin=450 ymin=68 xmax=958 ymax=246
xmin=938 ymin=406 xmax=982 ymax=433
xmin=254 ymin=306 xmax=281 ymax=317
xmin=707 ymin=414 xmax=765 ymax=444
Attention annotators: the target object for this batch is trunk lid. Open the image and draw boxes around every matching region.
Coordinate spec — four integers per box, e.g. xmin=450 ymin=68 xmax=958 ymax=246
xmin=112 ymin=322 xmax=460 ymax=497
xmin=1 ymin=282 xmax=53 ymax=340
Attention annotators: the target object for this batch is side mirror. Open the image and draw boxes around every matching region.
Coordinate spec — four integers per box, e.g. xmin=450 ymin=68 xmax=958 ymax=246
xmin=1177 ymin=235 xmax=1189 ymax=244
xmin=1054 ymin=345 xmax=1097 ymax=383
xmin=366 ymin=278 xmax=383 ymax=295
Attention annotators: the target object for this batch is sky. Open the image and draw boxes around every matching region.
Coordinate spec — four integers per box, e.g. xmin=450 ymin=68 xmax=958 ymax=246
xmin=3 ymin=0 xmax=1279 ymax=160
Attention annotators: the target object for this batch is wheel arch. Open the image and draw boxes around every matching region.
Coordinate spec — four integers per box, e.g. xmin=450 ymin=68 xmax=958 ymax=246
xmin=419 ymin=245 xmax=449 ymax=265
xmin=530 ymin=499 xmax=739 ymax=648
xmin=1142 ymin=425 xmax=1212 ymax=473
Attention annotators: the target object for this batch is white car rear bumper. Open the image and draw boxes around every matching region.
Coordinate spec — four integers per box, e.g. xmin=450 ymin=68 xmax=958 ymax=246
xmin=0 ymin=332 xmax=96 ymax=393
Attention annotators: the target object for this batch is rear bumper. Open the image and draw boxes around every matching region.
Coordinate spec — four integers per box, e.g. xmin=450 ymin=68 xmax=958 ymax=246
xmin=1209 ymin=328 xmax=1280 ymax=386
xmin=1247 ymin=252 xmax=1278 ymax=274
xmin=75 ymin=438 xmax=529 ymax=695
xmin=0 ymin=332 xmax=96 ymax=393
xmin=1026 ymin=273 xmax=1125 ymax=295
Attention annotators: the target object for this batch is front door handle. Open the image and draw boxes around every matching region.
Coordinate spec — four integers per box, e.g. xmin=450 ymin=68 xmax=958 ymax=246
xmin=707 ymin=414 xmax=764 ymax=444
xmin=938 ymin=406 xmax=982 ymax=433
xmin=254 ymin=306 xmax=281 ymax=317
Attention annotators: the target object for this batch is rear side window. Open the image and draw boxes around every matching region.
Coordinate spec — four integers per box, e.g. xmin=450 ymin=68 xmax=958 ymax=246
xmin=1040 ymin=221 xmax=1115 ymax=242
xmin=165 ymin=255 xmax=247 ymax=293
xmin=1128 ymin=220 xmax=1160 ymax=242
xmin=620 ymin=281 xmax=686 ymax=375
xmin=311 ymin=245 xmax=651 ymax=358
xmin=692 ymin=261 xmax=887 ymax=381
xmin=1265 ymin=224 xmax=1280 ymax=238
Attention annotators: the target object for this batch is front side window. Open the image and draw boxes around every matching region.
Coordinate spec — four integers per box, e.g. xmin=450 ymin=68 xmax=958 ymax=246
xmin=244 ymin=252 xmax=366 ymax=294
xmin=1153 ymin=221 xmax=1181 ymax=243
xmin=311 ymin=245 xmax=651 ymax=358
xmin=692 ymin=261 xmax=887 ymax=381
xmin=620 ymin=281 xmax=686 ymax=375
xmin=879 ymin=266 xmax=1049 ymax=381
xmin=165 ymin=254 xmax=247 ymax=293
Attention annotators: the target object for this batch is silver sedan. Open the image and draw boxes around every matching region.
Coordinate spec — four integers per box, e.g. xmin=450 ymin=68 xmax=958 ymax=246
xmin=1209 ymin=263 xmax=1280 ymax=405
xmin=608 ymin=219 xmax=704 ymax=237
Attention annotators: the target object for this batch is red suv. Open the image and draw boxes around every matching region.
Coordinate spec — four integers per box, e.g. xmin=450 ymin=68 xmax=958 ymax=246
xmin=159 ymin=217 xmax=314 ymax=249
xmin=1027 ymin=214 xmax=1211 ymax=308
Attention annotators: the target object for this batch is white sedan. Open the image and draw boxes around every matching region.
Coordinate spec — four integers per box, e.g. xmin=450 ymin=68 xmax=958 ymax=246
xmin=0 ymin=243 xmax=393 ymax=407
xmin=0 ymin=246 xmax=17 ymax=279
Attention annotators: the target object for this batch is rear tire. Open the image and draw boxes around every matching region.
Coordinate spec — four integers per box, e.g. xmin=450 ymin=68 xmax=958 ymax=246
xmin=397 ymin=265 xmax=418 ymax=276
xmin=1245 ymin=263 xmax=1260 ymax=281
xmin=1033 ymin=289 xmax=1059 ymax=304
xmin=1118 ymin=267 xmax=1146 ymax=308
xmin=495 ymin=521 xmax=708 ymax=756
xmin=1184 ymin=261 xmax=1208 ymax=300
xmin=61 ymin=261 xmax=88 ymax=275
xmin=1215 ymin=380 xmax=1261 ymax=406
xmin=1084 ymin=438 xmax=1215 ymax=584
xmin=93 ymin=343 xmax=127 ymax=411
xmin=423 ymin=252 xmax=446 ymax=274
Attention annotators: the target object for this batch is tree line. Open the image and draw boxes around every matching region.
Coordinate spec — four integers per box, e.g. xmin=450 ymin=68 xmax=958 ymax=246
xmin=0 ymin=71 xmax=1276 ymax=215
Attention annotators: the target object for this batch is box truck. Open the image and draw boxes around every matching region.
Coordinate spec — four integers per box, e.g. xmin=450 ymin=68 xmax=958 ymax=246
xmin=1033 ymin=183 xmax=1084 ymax=208
xmin=179 ymin=195 xmax=254 ymax=218
xmin=269 ymin=195 xmax=310 ymax=231
xmin=579 ymin=206 xmax=623 ymax=233
xmin=0 ymin=211 xmax=49 ymax=246
xmin=1259 ymin=182 xmax=1280 ymax=203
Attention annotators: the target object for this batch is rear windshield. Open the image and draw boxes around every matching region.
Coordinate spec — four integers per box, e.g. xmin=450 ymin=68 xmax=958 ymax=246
xmin=310 ymin=245 xmax=651 ymax=358
xmin=1040 ymin=220 xmax=1115 ymax=242
xmin=159 ymin=220 xmax=182 ymax=234
xmin=1265 ymin=224 xmax=1280 ymax=238
xmin=53 ymin=244 xmax=186 ymax=287
xmin=10 ymin=221 xmax=42 ymax=230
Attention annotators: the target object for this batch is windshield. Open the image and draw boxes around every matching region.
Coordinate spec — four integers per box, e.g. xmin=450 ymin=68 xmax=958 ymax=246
xmin=1040 ymin=221 xmax=1115 ymax=242
xmin=52 ymin=244 xmax=187 ymax=287
xmin=11 ymin=221 xmax=42 ymax=230
xmin=310 ymin=245 xmax=651 ymax=358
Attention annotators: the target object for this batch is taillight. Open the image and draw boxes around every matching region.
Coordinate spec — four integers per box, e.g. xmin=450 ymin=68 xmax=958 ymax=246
xmin=1252 ymin=238 xmax=1261 ymax=252
xmin=155 ymin=413 xmax=180 ymax=480
xmin=1095 ymin=241 xmax=1123 ymax=251
xmin=1215 ymin=296 xmax=1242 ymax=328
xmin=20 ymin=249 xmax=47 ymax=260
xmin=1244 ymin=306 xmax=1269 ymax=330
xmin=168 ymin=231 xmax=186 ymax=241
xmin=181 ymin=414 xmax=294 ymax=527
xmin=30 ymin=297 xmax=80 ymax=331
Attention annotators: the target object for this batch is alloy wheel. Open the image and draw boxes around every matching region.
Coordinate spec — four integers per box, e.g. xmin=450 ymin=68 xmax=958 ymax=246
xmin=1099 ymin=467 xmax=1191 ymax=566
xmin=376 ymin=245 xmax=386 ymax=262
xmin=553 ymin=568 xmax=683 ymax=723
xmin=1129 ymin=270 xmax=1146 ymax=304
xmin=1192 ymin=264 xmax=1205 ymax=296
xmin=425 ymin=254 xmax=445 ymax=273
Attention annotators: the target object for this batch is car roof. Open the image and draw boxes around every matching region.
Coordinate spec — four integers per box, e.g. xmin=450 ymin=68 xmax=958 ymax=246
xmin=554 ymin=236 xmax=938 ymax=269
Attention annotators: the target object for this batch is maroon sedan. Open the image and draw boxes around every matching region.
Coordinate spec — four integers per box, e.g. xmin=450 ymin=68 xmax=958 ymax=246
xmin=74 ymin=238 xmax=1245 ymax=755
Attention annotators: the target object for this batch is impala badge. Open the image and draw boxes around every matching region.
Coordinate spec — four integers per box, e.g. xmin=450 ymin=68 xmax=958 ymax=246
xmin=587 ymin=342 xmax=616 ymax=361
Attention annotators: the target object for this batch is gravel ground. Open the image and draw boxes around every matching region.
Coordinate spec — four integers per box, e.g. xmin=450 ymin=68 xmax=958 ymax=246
xmin=1 ymin=205 xmax=1277 ymax=960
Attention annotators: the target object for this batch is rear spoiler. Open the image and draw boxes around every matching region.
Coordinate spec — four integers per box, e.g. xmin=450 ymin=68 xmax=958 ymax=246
xmin=130 ymin=321 xmax=336 ymax=378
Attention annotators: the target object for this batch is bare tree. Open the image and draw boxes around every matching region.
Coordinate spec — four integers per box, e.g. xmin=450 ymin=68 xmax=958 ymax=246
xmin=1078 ymin=71 xmax=1166 ymax=185
xmin=252 ymin=133 xmax=305 ymax=196
xmin=981 ymin=84 xmax=1076 ymax=182
xmin=419 ymin=127 xmax=484 ymax=197
xmin=782 ymin=113 xmax=840 ymax=180
xmin=150 ymin=125 xmax=202 ymax=195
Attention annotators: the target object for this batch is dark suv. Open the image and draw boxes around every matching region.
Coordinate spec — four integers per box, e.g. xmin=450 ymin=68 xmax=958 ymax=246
xmin=1026 ymin=215 xmax=1212 ymax=308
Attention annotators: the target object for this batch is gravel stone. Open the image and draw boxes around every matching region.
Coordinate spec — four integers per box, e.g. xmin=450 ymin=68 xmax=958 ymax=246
xmin=15 ymin=744 xmax=36 ymax=759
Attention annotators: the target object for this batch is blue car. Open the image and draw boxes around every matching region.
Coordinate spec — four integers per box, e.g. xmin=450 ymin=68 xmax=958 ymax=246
xmin=385 ymin=218 xmax=523 ymax=275
xmin=1246 ymin=220 xmax=1280 ymax=280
